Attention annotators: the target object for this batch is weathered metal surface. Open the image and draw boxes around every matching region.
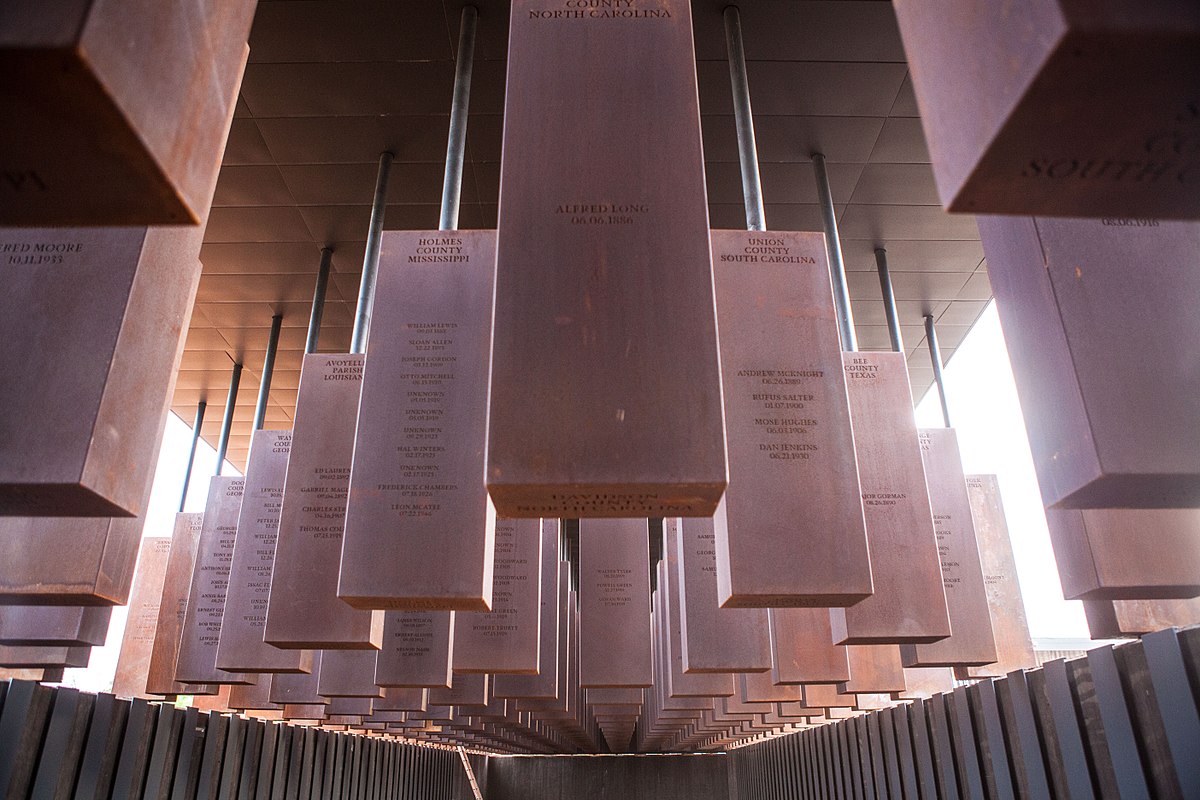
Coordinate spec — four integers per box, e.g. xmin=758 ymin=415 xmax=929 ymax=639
xmin=579 ymin=519 xmax=653 ymax=688
xmin=659 ymin=545 xmax=734 ymax=699
xmin=146 ymin=513 xmax=203 ymax=696
xmin=739 ymin=671 xmax=804 ymax=703
xmin=0 ymin=645 xmax=90 ymax=668
xmin=962 ymin=475 xmax=1037 ymax=679
xmin=711 ymin=229 xmax=871 ymax=608
xmin=0 ymin=513 xmax=144 ymax=605
xmin=265 ymin=353 xmax=382 ymax=649
xmin=488 ymin=0 xmax=727 ymax=519
xmin=270 ymin=651 xmax=326 ymax=706
xmin=429 ymin=674 xmax=488 ymax=708
xmin=0 ymin=605 xmax=111 ymax=646
xmin=227 ymin=676 xmax=279 ymax=711
xmin=901 ymin=429 xmax=998 ymax=668
xmin=673 ymin=517 xmax=771 ymax=673
xmin=1047 ymin=507 xmax=1200 ymax=600
xmin=317 ymin=651 xmax=383 ymax=698
xmin=1082 ymin=597 xmax=1200 ymax=638
xmin=342 ymin=230 xmax=496 ymax=611
xmin=174 ymin=477 xmax=251 ymax=685
xmin=453 ymin=517 xmax=541 ymax=674
xmin=831 ymin=351 xmax=950 ymax=644
xmin=891 ymin=0 xmax=1200 ymax=218
xmin=767 ymin=607 xmax=850 ymax=685
xmin=0 ymin=201 xmax=216 ymax=515
xmin=0 ymin=0 xmax=255 ymax=225
xmin=218 ymin=430 xmax=311 ymax=673
xmin=112 ymin=537 xmax=172 ymax=698
xmin=374 ymin=611 xmax=455 ymax=689
xmin=492 ymin=525 xmax=562 ymax=699
xmin=979 ymin=215 xmax=1200 ymax=508
xmin=839 ymin=645 xmax=907 ymax=695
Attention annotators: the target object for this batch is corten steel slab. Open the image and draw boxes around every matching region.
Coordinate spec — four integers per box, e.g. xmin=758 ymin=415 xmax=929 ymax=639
xmin=739 ymin=672 xmax=804 ymax=704
xmin=112 ymin=537 xmax=172 ymax=699
xmin=492 ymin=526 xmax=562 ymax=699
xmin=901 ymin=429 xmax=997 ymax=668
xmin=659 ymin=543 xmax=734 ymax=699
xmin=317 ymin=650 xmax=383 ymax=698
xmin=711 ymin=229 xmax=871 ymax=608
xmin=578 ymin=519 xmax=653 ymax=688
xmin=1082 ymin=597 xmax=1200 ymax=639
xmin=961 ymin=475 xmax=1036 ymax=679
xmin=0 ymin=644 xmax=90 ymax=668
xmin=146 ymin=513 xmax=203 ymax=696
xmin=0 ymin=162 xmax=220 ymax=515
xmin=1046 ymin=507 xmax=1200 ymax=600
xmin=891 ymin=0 xmax=1200 ymax=218
xmin=375 ymin=688 xmax=427 ymax=713
xmin=673 ymin=517 xmax=771 ymax=674
xmin=342 ymin=230 xmax=496 ymax=610
xmin=283 ymin=704 xmax=327 ymax=721
xmin=979 ymin=215 xmax=1200 ymax=508
xmin=374 ymin=611 xmax=455 ymax=689
xmin=800 ymin=684 xmax=855 ymax=710
xmin=0 ymin=605 xmax=111 ymax=646
xmin=270 ymin=651 xmax=325 ymax=705
xmin=767 ymin=608 xmax=850 ymax=685
xmin=429 ymin=673 xmax=489 ymax=708
xmin=830 ymin=351 xmax=950 ymax=644
xmin=228 ymin=676 xmax=279 ymax=711
xmin=0 ymin=514 xmax=143 ymax=605
xmin=218 ymin=430 xmax=311 ymax=674
xmin=325 ymin=695 xmax=373 ymax=716
xmin=189 ymin=685 xmax=230 ymax=711
xmin=174 ymin=476 xmax=251 ymax=685
xmin=265 ymin=353 xmax=382 ymax=649
xmin=487 ymin=0 xmax=727 ymax=519
xmin=839 ymin=645 xmax=907 ymax=695
xmin=0 ymin=0 xmax=255 ymax=225
xmin=453 ymin=517 xmax=541 ymax=674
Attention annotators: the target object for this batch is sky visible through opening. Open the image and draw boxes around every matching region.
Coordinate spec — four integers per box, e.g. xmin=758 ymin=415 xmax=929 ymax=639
xmin=60 ymin=300 xmax=1090 ymax=693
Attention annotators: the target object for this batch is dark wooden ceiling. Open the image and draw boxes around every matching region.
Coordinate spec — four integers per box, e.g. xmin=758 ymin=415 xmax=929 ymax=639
xmin=175 ymin=0 xmax=989 ymax=469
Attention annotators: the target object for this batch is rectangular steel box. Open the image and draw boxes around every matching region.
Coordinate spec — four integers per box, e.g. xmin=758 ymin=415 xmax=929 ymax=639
xmin=0 ymin=0 xmax=255 ymax=225
xmin=578 ymin=519 xmax=653 ymax=688
xmin=487 ymin=0 xmax=727 ymax=518
xmin=0 ymin=228 xmax=203 ymax=516
xmin=892 ymin=0 xmax=1200 ymax=218
xmin=830 ymin=351 xmax=949 ymax=644
xmin=111 ymin=537 xmax=171 ymax=698
xmin=341 ymin=230 xmax=495 ymax=611
xmin=711 ymin=229 xmax=870 ymax=607
xmin=1047 ymin=508 xmax=1200 ymax=600
xmin=0 ymin=605 xmax=110 ymax=646
xmin=217 ymin=430 xmax=312 ymax=673
xmin=146 ymin=513 xmax=203 ymax=696
xmin=265 ymin=353 xmax=382 ymax=649
xmin=0 ymin=514 xmax=143 ymax=605
xmin=900 ymin=429 xmax=998 ymax=668
xmin=979 ymin=216 xmax=1200 ymax=508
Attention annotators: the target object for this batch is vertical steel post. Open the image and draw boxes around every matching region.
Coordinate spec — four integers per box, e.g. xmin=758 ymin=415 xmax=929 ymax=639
xmin=252 ymin=313 xmax=283 ymax=432
xmin=350 ymin=152 xmax=394 ymax=355
xmin=215 ymin=362 xmax=242 ymax=475
xmin=441 ymin=6 xmax=478 ymax=232
xmin=179 ymin=400 xmax=206 ymax=512
xmin=305 ymin=247 xmax=333 ymax=355
xmin=875 ymin=248 xmax=904 ymax=353
xmin=813 ymin=153 xmax=857 ymax=351
xmin=924 ymin=314 xmax=951 ymax=428
xmin=724 ymin=5 xmax=766 ymax=232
